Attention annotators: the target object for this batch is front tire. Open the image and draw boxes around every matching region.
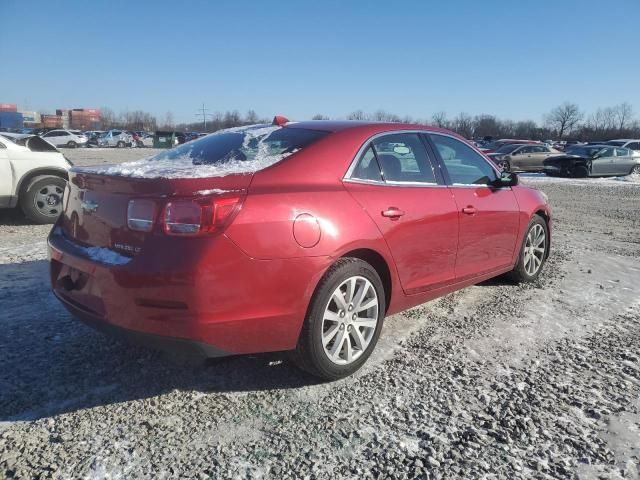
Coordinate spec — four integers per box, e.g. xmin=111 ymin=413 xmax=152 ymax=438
xmin=630 ymin=165 xmax=640 ymax=175
xmin=293 ymin=258 xmax=386 ymax=380
xmin=66 ymin=141 xmax=77 ymax=148
xmin=570 ymin=165 xmax=588 ymax=178
xmin=20 ymin=175 xmax=67 ymax=224
xmin=508 ymin=215 xmax=549 ymax=283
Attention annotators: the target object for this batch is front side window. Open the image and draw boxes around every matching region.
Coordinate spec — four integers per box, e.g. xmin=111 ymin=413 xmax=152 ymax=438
xmin=430 ymin=134 xmax=498 ymax=185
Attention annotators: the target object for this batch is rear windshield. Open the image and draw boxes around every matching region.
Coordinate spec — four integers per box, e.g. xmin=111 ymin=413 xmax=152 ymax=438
xmin=81 ymin=124 xmax=329 ymax=178
xmin=152 ymin=125 xmax=328 ymax=166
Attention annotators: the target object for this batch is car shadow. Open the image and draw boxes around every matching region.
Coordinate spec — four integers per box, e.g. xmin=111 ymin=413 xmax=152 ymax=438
xmin=0 ymin=259 xmax=320 ymax=422
xmin=0 ymin=208 xmax=35 ymax=226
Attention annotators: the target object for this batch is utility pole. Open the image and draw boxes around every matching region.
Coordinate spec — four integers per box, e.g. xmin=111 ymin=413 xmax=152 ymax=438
xmin=195 ymin=103 xmax=214 ymax=131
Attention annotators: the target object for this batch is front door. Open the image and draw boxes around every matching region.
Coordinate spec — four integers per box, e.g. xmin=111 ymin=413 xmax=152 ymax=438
xmin=344 ymin=132 xmax=459 ymax=294
xmin=428 ymin=133 xmax=520 ymax=280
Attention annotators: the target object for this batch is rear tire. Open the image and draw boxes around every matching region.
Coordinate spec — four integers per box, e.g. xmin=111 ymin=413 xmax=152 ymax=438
xmin=67 ymin=141 xmax=77 ymax=148
xmin=508 ymin=215 xmax=549 ymax=283
xmin=293 ymin=258 xmax=386 ymax=380
xmin=116 ymin=141 xmax=125 ymax=148
xmin=631 ymin=165 xmax=640 ymax=175
xmin=20 ymin=175 xmax=67 ymax=224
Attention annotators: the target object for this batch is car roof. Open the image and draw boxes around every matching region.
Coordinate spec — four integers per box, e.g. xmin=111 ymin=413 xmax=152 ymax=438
xmin=284 ymin=120 xmax=457 ymax=136
xmin=608 ymin=139 xmax=639 ymax=142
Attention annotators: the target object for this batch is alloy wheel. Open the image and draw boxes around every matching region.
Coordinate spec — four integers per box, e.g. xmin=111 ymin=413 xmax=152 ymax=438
xmin=322 ymin=276 xmax=379 ymax=365
xmin=34 ymin=184 xmax=64 ymax=217
xmin=632 ymin=165 xmax=640 ymax=175
xmin=523 ymin=224 xmax=546 ymax=276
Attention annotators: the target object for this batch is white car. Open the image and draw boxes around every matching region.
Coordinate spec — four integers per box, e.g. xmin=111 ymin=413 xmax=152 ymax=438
xmin=97 ymin=129 xmax=133 ymax=148
xmin=40 ymin=129 xmax=88 ymax=148
xmin=0 ymin=133 xmax=71 ymax=223
xmin=605 ymin=139 xmax=640 ymax=157
xmin=136 ymin=133 xmax=155 ymax=148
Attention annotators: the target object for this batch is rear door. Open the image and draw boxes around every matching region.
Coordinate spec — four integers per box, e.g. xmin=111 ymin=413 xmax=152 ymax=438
xmin=591 ymin=147 xmax=615 ymax=175
xmin=343 ymin=132 xmax=459 ymax=294
xmin=42 ymin=130 xmax=64 ymax=146
xmin=427 ymin=133 xmax=520 ymax=281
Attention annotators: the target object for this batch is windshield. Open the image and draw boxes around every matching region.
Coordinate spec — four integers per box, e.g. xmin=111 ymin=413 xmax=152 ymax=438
xmin=494 ymin=144 xmax=521 ymax=154
xmin=83 ymin=124 xmax=330 ymax=178
xmin=565 ymin=146 xmax=602 ymax=157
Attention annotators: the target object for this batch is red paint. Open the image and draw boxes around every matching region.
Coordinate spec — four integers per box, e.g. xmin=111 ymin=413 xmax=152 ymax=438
xmin=49 ymin=122 xmax=551 ymax=356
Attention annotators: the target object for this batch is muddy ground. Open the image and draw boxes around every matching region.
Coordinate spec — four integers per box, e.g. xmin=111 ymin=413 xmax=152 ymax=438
xmin=0 ymin=148 xmax=638 ymax=479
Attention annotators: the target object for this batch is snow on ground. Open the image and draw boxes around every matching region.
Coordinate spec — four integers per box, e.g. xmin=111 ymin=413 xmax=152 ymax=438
xmin=0 ymin=148 xmax=639 ymax=479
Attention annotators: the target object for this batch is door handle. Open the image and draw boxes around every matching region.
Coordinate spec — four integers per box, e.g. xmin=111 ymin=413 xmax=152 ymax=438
xmin=381 ymin=207 xmax=405 ymax=218
xmin=462 ymin=206 xmax=477 ymax=215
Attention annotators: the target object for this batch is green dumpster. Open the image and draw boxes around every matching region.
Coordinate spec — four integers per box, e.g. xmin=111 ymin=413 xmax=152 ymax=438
xmin=153 ymin=131 xmax=177 ymax=148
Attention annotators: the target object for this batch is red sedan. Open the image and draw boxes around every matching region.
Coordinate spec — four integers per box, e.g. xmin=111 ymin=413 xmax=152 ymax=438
xmin=48 ymin=119 xmax=551 ymax=380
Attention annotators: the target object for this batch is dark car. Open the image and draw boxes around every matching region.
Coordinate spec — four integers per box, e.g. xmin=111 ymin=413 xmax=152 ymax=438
xmin=543 ymin=145 xmax=640 ymax=177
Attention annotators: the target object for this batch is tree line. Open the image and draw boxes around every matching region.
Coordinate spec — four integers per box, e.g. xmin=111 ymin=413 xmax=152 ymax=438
xmin=99 ymin=102 xmax=638 ymax=141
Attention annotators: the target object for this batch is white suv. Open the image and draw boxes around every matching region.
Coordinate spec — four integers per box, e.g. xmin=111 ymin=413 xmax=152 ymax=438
xmin=40 ymin=129 xmax=88 ymax=148
xmin=0 ymin=133 xmax=71 ymax=223
xmin=606 ymin=139 xmax=640 ymax=157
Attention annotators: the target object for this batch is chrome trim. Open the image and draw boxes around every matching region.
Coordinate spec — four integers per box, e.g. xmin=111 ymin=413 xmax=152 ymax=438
xmin=343 ymin=178 xmax=448 ymax=188
xmin=343 ymin=129 xmax=440 ymax=183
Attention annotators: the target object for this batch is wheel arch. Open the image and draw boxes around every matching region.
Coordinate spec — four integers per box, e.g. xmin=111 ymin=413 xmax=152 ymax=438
xmin=339 ymin=248 xmax=392 ymax=312
xmin=17 ymin=168 xmax=69 ymax=197
xmin=534 ymin=209 xmax=551 ymax=259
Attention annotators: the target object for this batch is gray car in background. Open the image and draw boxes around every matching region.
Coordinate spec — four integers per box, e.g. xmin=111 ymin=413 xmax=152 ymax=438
xmin=97 ymin=129 xmax=133 ymax=148
xmin=543 ymin=145 xmax=640 ymax=177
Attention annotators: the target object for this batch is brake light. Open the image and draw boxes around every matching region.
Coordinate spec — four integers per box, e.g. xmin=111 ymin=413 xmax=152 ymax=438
xmin=127 ymin=199 xmax=156 ymax=232
xmin=163 ymin=196 xmax=243 ymax=236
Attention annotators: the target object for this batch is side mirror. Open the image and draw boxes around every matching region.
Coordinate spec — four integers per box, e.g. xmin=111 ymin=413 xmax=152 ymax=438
xmin=494 ymin=171 xmax=518 ymax=187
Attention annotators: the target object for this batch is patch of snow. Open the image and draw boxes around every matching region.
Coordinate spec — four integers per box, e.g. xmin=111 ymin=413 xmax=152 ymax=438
xmin=83 ymin=246 xmax=131 ymax=266
xmin=77 ymin=124 xmax=297 ymax=179
xmin=520 ymin=172 xmax=640 ymax=186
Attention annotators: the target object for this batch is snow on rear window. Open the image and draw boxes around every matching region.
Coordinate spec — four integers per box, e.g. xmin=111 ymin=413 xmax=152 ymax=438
xmin=78 ymin=124 xmax=328 ymax=179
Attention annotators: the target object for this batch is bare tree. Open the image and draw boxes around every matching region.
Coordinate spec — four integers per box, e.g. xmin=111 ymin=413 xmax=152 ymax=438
xmin=612 ymin=102 xmax=633 ymax=131
xmin=100 ymin=107 xmax=116 ymax=129
xmin=347 ymin=110 xmax=367 ymax=120
xmin=312 ymin=114 xmax=329 ymax=120
xmin=431 ymin=111 xmax=448 ymax=128
xmin=162 ymin=112 xmax=175 ymax=129
xmin=453 ymin=112 xmax=474 ymax=138
xmin=544 ymin=102 xmax=583 ymax=138
xmin=245 ymin=110 xmax=259 ymax=124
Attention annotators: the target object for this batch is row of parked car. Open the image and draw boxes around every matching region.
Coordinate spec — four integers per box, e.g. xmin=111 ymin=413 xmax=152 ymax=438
xmin=474 ymin=138 xmax=640 ymax=177
xmin=0 ymin=128 xmax=206 ymax=149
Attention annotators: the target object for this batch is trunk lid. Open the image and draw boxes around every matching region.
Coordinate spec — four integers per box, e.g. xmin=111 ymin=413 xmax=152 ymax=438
xmin=62 ymin=169 xmax=252 ymax=256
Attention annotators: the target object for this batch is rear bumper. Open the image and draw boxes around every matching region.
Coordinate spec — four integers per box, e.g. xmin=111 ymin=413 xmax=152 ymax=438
xmin=54 ymin=289 xmax=227 ymax=357
xmin=48 ymin=226 xmax=331 ymax=357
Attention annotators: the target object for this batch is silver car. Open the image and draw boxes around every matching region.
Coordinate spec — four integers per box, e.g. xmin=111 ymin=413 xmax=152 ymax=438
xmin=97 ymin=129 xmax=133 ymax=148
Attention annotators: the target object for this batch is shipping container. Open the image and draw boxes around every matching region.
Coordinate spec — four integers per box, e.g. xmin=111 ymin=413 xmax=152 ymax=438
xmin=0 ymin=112 xmax=24 ymax=129
xmin=0 ymin=103 xmax=18 ymax=112
xmin=20 ymin=111 xmax=41 ymax=123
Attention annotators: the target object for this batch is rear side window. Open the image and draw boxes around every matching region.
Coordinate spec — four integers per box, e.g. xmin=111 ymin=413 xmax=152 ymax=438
xmin=351 ymin=147 xmax=382 ymax=181
xmin=430 ymin=134 xmax=498 ymax=185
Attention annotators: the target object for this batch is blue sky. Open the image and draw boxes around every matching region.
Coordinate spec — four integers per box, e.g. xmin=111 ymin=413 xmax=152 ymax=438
xmin=1 ymin=0 xmax=638 ymax=124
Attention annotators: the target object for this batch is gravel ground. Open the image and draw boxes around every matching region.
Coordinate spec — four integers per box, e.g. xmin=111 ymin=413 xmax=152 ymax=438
xmin=0 ymin=149 xmax=639 ymax=479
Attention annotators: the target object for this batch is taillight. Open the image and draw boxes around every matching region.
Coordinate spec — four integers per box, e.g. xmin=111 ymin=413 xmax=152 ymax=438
xmin=162 ymin=196 xmax=243 ymax=236
xmin=127 ymin=199 xmax=156 ymax=232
